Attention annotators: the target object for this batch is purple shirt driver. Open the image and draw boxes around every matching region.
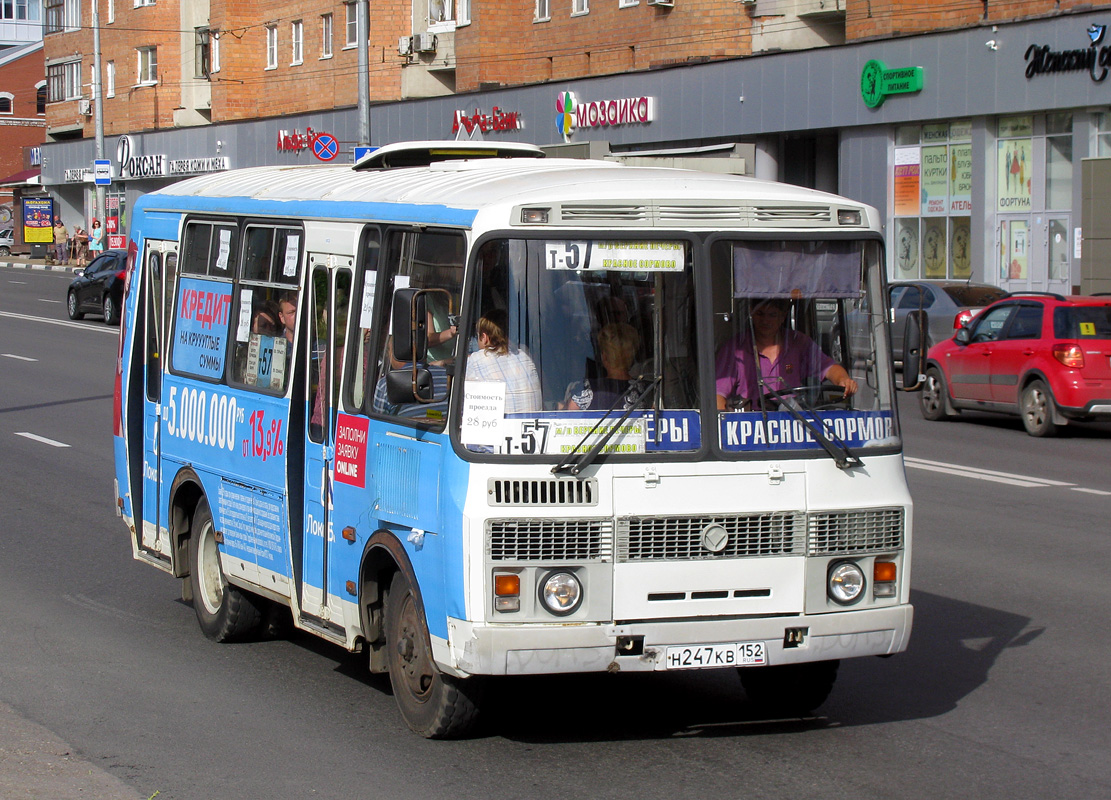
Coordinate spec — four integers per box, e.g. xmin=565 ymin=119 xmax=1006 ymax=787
xmin=715 ymin=330 xmax=835 ymax=404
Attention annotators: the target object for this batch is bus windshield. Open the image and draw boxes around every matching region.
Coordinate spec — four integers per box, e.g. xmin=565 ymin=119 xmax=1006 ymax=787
xmin=458 ymin=238 xmax=698 ymax=457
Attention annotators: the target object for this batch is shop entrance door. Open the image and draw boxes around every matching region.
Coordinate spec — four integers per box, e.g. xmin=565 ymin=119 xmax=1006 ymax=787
xmin=1046 ymin=216 xmax=1072 ymax=296
xmin=998 ymin=215 xmax=1047 ymax=294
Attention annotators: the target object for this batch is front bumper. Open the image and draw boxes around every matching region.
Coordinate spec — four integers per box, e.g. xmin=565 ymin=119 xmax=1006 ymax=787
xmin=440 ymin=604 xmax=913 ymax=677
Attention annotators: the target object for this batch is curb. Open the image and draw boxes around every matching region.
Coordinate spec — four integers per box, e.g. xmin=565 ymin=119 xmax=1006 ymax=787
xmin=0 ymin=261 xmax=81 ymax=274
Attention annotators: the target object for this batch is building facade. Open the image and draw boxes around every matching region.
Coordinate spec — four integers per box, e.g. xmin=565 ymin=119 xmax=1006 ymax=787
xmin=38 ymin=2 xmax=1111 ymax=292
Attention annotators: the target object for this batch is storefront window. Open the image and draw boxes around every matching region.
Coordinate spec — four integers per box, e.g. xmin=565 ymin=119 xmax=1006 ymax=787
xmin=1046 ymin=114 xmax=1072 ymax=211
xmin=892 ymin=120 xmax=972 ymax=279
xmin=1096 ymin=112 xmax=1111 ymax=157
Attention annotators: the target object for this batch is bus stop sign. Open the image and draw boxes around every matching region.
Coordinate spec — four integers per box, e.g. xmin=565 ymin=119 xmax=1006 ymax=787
xmin=94 ymin=159 xmax=111 ymax=186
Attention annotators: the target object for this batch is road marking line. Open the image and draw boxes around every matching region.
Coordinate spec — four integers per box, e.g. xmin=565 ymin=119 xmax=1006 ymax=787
xmin=38 ymin=298 xmax=62 ymax=303
xmin=905 ymin=460 xmax=1048 ymax=488
xmin=8 ymin=280 xmax=26 ymax=284
xmin=0 ymin=310 xmax=118 ymax=334
xmin=904 ymin=456 xmax=1075 ymax=487
xmin=1071 ymin=487 xmax=1111 ymax=496
xmin=14 ymin=432 xmax=71 ymax=448
xmin=1 ymin=353 xmax=37 ymax=362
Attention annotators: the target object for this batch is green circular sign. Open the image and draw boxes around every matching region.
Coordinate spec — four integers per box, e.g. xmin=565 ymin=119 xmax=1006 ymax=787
xmin=861 ymin=59 xmax=885 ymax=108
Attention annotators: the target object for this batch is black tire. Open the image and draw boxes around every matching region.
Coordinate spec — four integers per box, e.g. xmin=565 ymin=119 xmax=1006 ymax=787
xmin=1021 ymin=379 xmax=1058 ymax=437
xmin=384 ymin=571 xmax=481 ymax=738
xmin=740 ymin=659 xmax=840 ymax=716
xmin=102 ymin=293 xmax=119 ymax=326
xmin=188 ymin=499 xmax=262 ymax=642
xmin=0 ymin=246 xmax=10 ymax=257
xmin=66 ymin=291 xmax=84 ymax=320
xmin=920 ymin=366 xmax=950 ymax=421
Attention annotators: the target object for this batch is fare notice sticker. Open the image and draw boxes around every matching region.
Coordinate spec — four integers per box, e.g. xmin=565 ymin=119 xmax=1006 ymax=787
xmin=461 ymin=381 xmax=506 ymax=447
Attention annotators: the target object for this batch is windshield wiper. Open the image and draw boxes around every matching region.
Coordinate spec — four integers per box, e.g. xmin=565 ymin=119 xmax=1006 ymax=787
xmin=758 ymin=383 xmax=863 ymax=471
xmin=551 ymin=376 xmax=662 ymax=476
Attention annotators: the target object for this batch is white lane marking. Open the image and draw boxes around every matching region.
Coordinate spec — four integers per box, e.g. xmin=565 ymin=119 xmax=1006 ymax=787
xmin=38 ymin=298 xmax=62 ymax=303
xmin=904 ymin=456 xmax=1076 ymax=488
xmin=1 ymin=353 xmax=37 ymax=362
xmin=1071 ymin=487 xmax=1111 ymax=496
xmin=0 ymin=310 xmax=118 ymax=334
xmin=8 ymin=280 xmax=26 ymax=284
xmin=14 ymin=432 xmax=71 ymax=448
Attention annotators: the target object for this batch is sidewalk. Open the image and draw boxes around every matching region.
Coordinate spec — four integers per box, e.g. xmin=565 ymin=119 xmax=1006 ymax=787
xmin=0 ymin=254 xmax=81 ymax=274
xmin=0 ymin=701 xmax=146 ymax=800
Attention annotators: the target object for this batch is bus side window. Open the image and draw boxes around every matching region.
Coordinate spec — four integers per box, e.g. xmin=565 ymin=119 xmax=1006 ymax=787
xmin=349 ymin=227 xmax=382 ymax=412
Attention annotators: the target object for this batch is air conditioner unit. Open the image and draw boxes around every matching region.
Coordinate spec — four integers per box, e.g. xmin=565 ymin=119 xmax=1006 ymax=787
xmin=647 ymin=0 xmax=674 ymax=6
xmin=78 ymin=98 xmax=92 ymax=116
xmin=414 ymin=32 xmax=436 ymax=53
xmin=397 ymin=36 xmax=412 ymax=56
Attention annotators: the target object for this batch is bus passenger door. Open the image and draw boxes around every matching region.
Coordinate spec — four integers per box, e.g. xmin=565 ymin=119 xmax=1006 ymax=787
xmin=300 ymin=261 xmax=352 ymax=623
xmin=141 ymin=241 xmax=178 ymax=559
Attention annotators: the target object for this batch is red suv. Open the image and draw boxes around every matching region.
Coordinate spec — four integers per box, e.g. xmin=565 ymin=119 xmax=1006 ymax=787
xmin=920 ymin=293 xmax=1111 ymax=436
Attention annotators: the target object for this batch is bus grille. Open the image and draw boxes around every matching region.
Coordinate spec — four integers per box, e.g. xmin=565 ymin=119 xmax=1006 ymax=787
xmin=488 ymin=478 xmax=598 ymax=506
xmin=807 ymin=508 xmax=904 ymax=555
xmin=616 ymin=513 xmax=805 ymax=562
xmin=487 ymin=518 xmax=613 ymax=562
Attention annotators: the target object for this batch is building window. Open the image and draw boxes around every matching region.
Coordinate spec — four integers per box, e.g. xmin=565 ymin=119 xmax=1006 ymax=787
xmin=47 ymin=60 xmax=82 ymax=102
xmin=1045 ymin=113 xmax=1073 ymax=212
xmin=893 ymin=121 xmax=973 ymax=280
xmin=3 ymin=0 xmax=40 ymax=20
xmin=212 ymin=31 xmax=221 ymax=72
xmin=619 ymin=0 xmax=638 ymax=6
xmin=457 ymin=0 xmax=469 ymax=25
xmin=107 ymin=0 xmax=113 ymax=23
xmin=0 ymin=94 xmax=13 ymax=115
xmin=291 ymin=20 xmax=303 ymax=65
xmin=133 ymin=0 xmax=154 ymax=7
xmin=345 ymin=2 xmax=357 ymax=47
xmin=137 ymin=46 xmax=157 ymax=85
xmin=266 ymin=25 xmax=277 ymax=69
xmin=195 ymin=28 xmax=212 ymax=79
xmin=320 ymin=13 xmax=333 ymax=58
xmin=429 ymin=0 xmax=450 ymax=24
xmin=106 ymin=61 xmax=115 ymax=97
xmin=44 ymin=0 xmax=78 ymax=33
xmin=534 ymin=0 xmax=549 ymax=21
xmin=572 ymin=0 xmax=588 ymax=15
xmin=36 ymin=83 xmax=46 ymax=114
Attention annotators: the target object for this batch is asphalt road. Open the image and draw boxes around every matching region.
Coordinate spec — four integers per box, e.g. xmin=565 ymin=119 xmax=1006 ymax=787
xmin=2 ymin=264 xmax=1110 ymax=799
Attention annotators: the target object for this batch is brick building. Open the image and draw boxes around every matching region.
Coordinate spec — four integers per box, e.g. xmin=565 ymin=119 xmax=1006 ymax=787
xmin=39 ymin=1 xmax=1111 ymax=292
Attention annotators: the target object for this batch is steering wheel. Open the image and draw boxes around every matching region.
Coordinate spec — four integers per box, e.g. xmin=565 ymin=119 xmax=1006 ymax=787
xmin=757 ymin=382 xmax=850 ymax=412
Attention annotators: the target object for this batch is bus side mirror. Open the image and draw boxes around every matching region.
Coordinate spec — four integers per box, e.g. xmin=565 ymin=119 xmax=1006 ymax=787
xmin=386 ymin=366 xmax=435 ymax=404
xmin=901 ymin=309 xmax=927 ymax=391
xmin=391 ymin=287 xmax=428 ymax=362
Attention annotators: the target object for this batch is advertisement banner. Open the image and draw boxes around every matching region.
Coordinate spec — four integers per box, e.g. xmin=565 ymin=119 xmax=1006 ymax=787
xmin=998 ymin=139 xmax=1033 ymax=211
xmin=920 ymin=145 xmax=948 ymax=216
xmin=949 ymin=143 xmax=973 ymax=214
xmin=893 ymin=147 xmax=920 ymax=217
xmin=22 ymin=197 xmax=53 ymax=244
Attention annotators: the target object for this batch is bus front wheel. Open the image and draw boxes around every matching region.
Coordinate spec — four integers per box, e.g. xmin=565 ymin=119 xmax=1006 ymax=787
xmin=739 ymin=659 xmax=839 ymax=716
xmin=384 ymin=571 xmax=481 ymax=738
xmin=188 ymin=498 xmax=262 ymax=642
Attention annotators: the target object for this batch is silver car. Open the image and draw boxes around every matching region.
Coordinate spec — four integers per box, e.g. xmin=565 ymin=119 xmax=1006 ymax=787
xmin=0 ymin=228 xmax=13 ymax=257
xmin=889 ymin=280 xmax=1009 ymax=354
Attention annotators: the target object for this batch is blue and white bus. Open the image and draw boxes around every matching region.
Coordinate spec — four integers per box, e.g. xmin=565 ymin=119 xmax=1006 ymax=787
xmin=113 ymin=142 xmax=919 ymax=737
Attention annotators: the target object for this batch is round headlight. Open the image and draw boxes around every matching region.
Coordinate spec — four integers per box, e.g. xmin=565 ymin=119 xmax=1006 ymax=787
xmin=828 ymin=561 xmax=866 ymax=605
xmin=539 ymin=571 xmax=582 ymax=616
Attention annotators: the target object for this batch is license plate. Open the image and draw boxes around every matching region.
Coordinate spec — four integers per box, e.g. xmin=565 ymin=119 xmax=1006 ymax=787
xmin=664 ymin=641 xmax=766 ymax=670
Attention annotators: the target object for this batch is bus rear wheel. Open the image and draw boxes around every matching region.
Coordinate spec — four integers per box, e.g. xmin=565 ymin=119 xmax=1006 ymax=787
xmin=739 ymin=659 xmax=839 ymax=716
xmin=384 ymin=571 xmax=481 ymax=738
xmin=188 ymin=498 xmax=262 ymax=642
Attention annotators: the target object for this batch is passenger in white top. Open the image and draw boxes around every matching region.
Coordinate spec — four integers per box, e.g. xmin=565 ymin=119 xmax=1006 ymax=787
xmin=465 ymin=309 xmax=542 ymax=413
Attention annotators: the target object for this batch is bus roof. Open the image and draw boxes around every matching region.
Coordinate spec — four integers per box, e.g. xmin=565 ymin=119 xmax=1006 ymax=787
xmin=141 ymin=157 xmax=876 ymax=231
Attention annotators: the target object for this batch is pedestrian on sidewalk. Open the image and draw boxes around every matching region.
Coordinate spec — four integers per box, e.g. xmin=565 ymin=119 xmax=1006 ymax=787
xmin=52 ymin=217 xmax=69 ymax=265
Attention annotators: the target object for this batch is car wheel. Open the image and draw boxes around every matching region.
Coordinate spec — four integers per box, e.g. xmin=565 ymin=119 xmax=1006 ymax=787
xmin=1021 ymin=380 xmax=1058 ymax=437
xmin=189 ymin=499 xmax=262 ymax=642
xmin=0 ymin=246 xmax=10 ymax=257
xmin=385 ymin=570 xmax=482 ymax=738
xmin=102 ymin=294 xmax=119 ymax=325
xmin=740 ymin=660 xmax=840 ymax=716
xmin=920 ymin=366 xmax=951 ymax=421
xmin=66 ymin=291 xmax=84 ymax=320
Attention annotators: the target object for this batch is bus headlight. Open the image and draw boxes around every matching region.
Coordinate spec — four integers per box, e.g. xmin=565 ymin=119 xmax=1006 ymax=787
xmin=539 ymin=571 xmax=582 ymax=616
xmin=827 ymin=561 xmax=865 ymax=605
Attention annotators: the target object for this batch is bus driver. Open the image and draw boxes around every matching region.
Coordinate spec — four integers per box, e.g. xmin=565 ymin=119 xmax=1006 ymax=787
xmin=715 ymin=298 xmax=857 ymax=411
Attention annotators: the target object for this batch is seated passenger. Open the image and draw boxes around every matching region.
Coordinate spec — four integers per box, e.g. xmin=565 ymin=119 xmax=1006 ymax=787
xmin=465 ymin=309 xmax=541 ymax=413
xmin=565 ymin=322 xmax=645 ymax=411
xmin=252 ymin=301 xmax=282 ymax=337
xmin=715 ymin=298 xmax=857 ymax=410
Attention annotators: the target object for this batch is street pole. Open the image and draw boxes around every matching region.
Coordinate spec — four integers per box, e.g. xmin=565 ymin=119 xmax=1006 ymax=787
xmin=92 ymin=0 xmax=105 ymax=227
xmin=357 ymin=0 xmax=370 ymax=147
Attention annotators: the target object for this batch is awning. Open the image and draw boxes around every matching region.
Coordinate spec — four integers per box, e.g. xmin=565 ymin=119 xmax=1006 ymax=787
xmin=0 ymin=168 xmax=41 ymax=188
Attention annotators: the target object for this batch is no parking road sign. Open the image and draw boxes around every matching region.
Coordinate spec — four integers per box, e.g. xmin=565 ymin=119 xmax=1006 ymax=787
xmin=312 ymin=133 xmax=339 ymax=161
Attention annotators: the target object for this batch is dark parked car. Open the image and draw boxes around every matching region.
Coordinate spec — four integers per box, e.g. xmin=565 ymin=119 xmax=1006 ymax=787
xmin=889 ymin=280 xmax=1009 ymax=354
xmin=66 ymin=249 xmax=128 ymax=325
xmin=921 ymin=292 xmax=1111 ymax=436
